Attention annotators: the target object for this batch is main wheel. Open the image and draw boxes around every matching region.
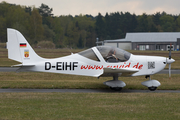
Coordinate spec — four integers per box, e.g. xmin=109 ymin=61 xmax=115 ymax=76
xmin=110 ymin=87 xmax=122 ymax=91
xmin=148 ymin=87 xmax=157 ymax=91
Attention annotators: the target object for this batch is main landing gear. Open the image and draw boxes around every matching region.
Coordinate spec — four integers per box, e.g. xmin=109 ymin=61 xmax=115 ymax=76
xmin=141 ymin=75 xmax=161 ymax=91
xmin=103 ymin=75 xmax=126 ymax=91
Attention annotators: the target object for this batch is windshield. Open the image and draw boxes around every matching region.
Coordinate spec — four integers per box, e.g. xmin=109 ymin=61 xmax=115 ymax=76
xmin=96 ymin=46 xmax=131 ymax=62
xmin=78 ymin=48 xmax=100 ymax=61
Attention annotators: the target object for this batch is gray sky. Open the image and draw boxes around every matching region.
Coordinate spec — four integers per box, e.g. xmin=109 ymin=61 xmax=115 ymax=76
xmin=1 ymin=0 xmax=180 ymax=16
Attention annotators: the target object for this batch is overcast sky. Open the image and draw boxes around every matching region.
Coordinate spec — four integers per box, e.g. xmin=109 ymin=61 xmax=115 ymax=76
xmin=1 ymin=0 xmax=180 ymax=16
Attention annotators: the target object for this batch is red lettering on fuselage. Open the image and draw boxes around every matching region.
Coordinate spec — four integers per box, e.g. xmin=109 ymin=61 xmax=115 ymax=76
xmin=81 ymin=62 xmax=143 ymax=70
xmin=138 ymin=65 xmax=143 ymax=70
xmin=125 ymin=63 xmax=131 ymax=68
xmin=133 ymin=63 xmax=139 ymax=68
xmin=119 ymin=65 xmax=124 ymax=68
xmin=81 ymin=65 xmax=88 ymax=69
xmin=81 ymin=65 xmax=103 ymax=70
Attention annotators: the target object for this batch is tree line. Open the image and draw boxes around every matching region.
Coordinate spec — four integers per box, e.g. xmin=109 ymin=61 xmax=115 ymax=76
xmin=0 ymin=1 xmax=180 ymax=48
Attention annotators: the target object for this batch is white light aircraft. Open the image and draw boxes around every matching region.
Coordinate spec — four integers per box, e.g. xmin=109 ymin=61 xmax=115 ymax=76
xmin=6 ymin=28 xmax=175 ymax=91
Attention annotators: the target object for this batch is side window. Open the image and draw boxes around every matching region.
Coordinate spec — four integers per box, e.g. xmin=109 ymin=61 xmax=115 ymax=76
xmin=78 ymin=49 xmax=100 ymax=62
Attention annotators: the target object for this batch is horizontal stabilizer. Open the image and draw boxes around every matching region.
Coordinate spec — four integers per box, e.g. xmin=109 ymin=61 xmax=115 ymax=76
xmin=12 ymin=64 xmax=35 ymax=67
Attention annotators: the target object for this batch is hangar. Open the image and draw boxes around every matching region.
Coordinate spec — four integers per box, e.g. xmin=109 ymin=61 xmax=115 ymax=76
xmin=103 ymin=32 xmax=180 ymax=51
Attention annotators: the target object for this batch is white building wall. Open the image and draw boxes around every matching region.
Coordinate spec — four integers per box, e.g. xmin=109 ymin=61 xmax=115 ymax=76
xmin=104 ymin=43 xmax=131 ymax=50
xmin=118 ymin=43 xmax=131 ymax=50
xmin=104 ymin=43 xmax=118 ymax=48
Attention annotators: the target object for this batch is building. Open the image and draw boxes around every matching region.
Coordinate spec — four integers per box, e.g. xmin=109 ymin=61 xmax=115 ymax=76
xmin=104 ymin=32 xmax=180 ymax=51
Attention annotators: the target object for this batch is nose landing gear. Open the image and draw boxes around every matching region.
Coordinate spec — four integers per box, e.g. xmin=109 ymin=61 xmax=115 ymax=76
xmin=142 ymin=76 xmax=161 ymax=91
xmin=148 ymin=87 xmax=157 ymax=91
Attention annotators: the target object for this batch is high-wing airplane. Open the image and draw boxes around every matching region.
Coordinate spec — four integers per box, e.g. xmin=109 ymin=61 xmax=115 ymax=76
xmin=6 ymin=28 xmax=175 ymax=91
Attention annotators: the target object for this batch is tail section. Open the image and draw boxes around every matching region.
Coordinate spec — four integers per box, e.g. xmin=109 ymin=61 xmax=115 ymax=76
xmin=6 ymin=28 xmax=43 ymax=66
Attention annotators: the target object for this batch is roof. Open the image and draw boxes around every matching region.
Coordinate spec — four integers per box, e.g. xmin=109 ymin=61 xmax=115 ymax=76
xmin=126 ymin=32 xmax=180 ymax=42
xmin=104 ymin=32 xmax=180 ymax=43
xmin=104 ymin=39 xmax=127 ymax=43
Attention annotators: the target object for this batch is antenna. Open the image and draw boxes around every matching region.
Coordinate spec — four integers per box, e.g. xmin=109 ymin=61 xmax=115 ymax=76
xmin=62 ymin=43 xmax=73 ymax=55
xmin=66 ymin=46 xmax=73 ymax=55
xmin=67 ymin=47 xmax=73 ymax=55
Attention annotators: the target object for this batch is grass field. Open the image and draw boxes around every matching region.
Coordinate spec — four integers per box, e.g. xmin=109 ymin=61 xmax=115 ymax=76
xmin=0 ymin=92 xmax=180 ymax=120
xmin=0 ymin=72 xmax=180 ymax=90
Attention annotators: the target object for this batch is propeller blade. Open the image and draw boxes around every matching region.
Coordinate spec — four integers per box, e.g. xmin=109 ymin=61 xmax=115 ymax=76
xmin=169 ymin=44 xmax=171 ymax=59
xmin=169 ymin=63 xmax=171 ymax=79
xmin=169 ymin=49 xmax=171 ymax=59
xmin=168 ymin=44 xmax=174 ymax=79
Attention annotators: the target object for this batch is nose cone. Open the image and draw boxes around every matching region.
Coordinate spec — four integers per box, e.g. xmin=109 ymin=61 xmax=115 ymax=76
xmin=166 ymin=58 xmax=175 ymax=64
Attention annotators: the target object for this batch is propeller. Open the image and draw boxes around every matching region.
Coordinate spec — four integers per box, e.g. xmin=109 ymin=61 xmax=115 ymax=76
xmin=169 ymin=44 xmax=172 ymax=79
xmin=167 ymin=44 xmax=175 ymax=79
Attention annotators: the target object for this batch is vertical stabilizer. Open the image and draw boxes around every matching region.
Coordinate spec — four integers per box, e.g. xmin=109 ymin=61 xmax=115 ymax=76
xmin=6 ymin=28 xmax=43 ymax=65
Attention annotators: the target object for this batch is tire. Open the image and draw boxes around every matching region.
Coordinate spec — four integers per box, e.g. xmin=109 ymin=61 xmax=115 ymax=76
xmin=110 ymin=87 xmax=122 ymax=91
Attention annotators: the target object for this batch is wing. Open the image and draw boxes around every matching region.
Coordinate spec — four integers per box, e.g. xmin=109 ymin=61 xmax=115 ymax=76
xmin=103 ymin=67 xmax=139 ymax=76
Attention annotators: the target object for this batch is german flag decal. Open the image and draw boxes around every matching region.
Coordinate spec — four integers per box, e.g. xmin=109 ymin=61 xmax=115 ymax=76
xmin=20 ymin=43 xmax=27 ymax=48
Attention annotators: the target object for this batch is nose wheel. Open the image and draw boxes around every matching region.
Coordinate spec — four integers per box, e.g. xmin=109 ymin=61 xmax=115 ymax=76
xmin=148 ymin=87 xmax=157 ymax=91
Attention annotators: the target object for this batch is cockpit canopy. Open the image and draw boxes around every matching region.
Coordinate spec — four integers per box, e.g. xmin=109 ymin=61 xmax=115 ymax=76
xmin=78 ymin=46 xmax=131 ymax=63
xmin=97 ymin=46 xmax=131 ymax=62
